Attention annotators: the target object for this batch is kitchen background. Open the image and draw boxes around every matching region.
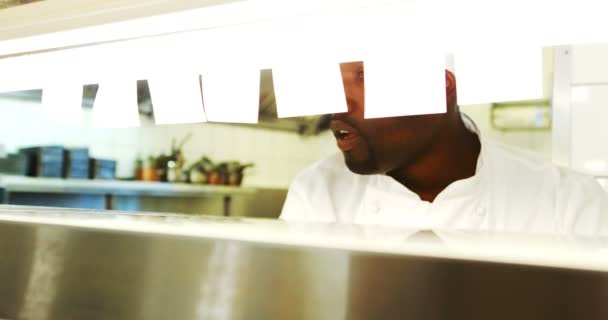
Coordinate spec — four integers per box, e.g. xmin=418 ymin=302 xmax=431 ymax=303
xmin=0 ymin=49 xmax=554 ymax=184
xmin=0 ymin=48 xmax=556 ymax=216
xmin=0 ymin=90 xmax=551 ymax=185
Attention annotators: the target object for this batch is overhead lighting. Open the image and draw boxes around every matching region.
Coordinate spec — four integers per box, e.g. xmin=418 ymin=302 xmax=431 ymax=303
xmin=148 ymin=73 xmax=207 ymax=125
xmin=92 ymin=79 xmax=140 ymax=128
xmin=0 ymin=0 xmax=386 ymax=57
xmin=0 ymin=0 xmax=566 ymax=124
xmin=3 ymin=0 xmax=608 ymax=59
xmin=431 ymin=0 xmax=608 ymax=48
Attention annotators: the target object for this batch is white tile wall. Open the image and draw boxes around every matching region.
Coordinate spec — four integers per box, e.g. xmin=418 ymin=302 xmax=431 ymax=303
xmin=3 ymin=96 xmax=555 ymax=187
xmin=0 ymin=97 xmax=333 ymax=188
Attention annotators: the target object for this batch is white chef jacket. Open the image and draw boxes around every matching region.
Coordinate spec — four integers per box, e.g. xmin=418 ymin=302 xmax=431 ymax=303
xmin=280 ymin=117 xmax=608 ymax=237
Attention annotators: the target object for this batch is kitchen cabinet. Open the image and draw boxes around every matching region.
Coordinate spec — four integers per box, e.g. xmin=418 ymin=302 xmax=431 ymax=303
xmin=571 ymin=84 xmax=608 ymax=176
xmin=572 ymin=44 xmax=608 ymax=84
xmin=553 ymin=45 xmax=608 ymax=178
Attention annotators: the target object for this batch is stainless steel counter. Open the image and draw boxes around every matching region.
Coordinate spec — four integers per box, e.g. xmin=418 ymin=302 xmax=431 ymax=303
xmin=0 ymin=205 xmax=607 ymax=320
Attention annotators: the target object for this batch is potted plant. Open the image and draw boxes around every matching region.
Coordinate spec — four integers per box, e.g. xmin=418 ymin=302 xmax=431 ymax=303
xmin=166 ymin=133 xmax=192 ymax=183
xmin=208 ymin=162 xmax=228 ymax=185
xmin=226 ymin=161 xmax=254 ymax=186
xmin=155 ymin=154 xmax=169 ymax=182
xmin=189 ymin=157 xmax=214 ymax=184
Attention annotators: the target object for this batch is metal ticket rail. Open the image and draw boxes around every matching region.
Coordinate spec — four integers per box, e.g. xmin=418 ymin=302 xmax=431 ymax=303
xmin=0 ymin=205 xmax=606 ymax=320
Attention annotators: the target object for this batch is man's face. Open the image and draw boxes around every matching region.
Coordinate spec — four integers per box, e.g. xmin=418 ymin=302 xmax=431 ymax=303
xmin=330 ymin=61 xmax=450 ymax=175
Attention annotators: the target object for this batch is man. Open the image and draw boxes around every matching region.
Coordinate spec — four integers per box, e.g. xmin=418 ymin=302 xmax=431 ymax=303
xmin=280 ymin=61 xmax=608 ymax=236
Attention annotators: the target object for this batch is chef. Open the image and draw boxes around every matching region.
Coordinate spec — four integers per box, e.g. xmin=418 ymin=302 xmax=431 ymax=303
xmin=280 ymin=61 xmax=608 ymax=236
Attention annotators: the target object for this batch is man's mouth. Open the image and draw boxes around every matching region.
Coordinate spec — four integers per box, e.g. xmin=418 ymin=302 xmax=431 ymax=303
xmin=335 ymin=130 xmax=351 ymax=139
xmin=331 ymin=120 xmax=361 ymax=152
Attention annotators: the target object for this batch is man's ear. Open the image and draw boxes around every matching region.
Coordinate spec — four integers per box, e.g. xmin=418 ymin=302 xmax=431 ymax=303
xmin=445 ymin=69 xmax=457 ymax=106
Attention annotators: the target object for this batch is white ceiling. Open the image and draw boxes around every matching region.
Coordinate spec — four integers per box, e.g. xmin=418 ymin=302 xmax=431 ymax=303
xmin=0 ymin=0 xmax=239 ymax=42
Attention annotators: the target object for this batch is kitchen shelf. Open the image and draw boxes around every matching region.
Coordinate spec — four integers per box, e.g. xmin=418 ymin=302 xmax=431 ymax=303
xmin=0 ymin=175 xmax=257 ymax=215
xmin=0 ymin=175 xmax=256 ymax=197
